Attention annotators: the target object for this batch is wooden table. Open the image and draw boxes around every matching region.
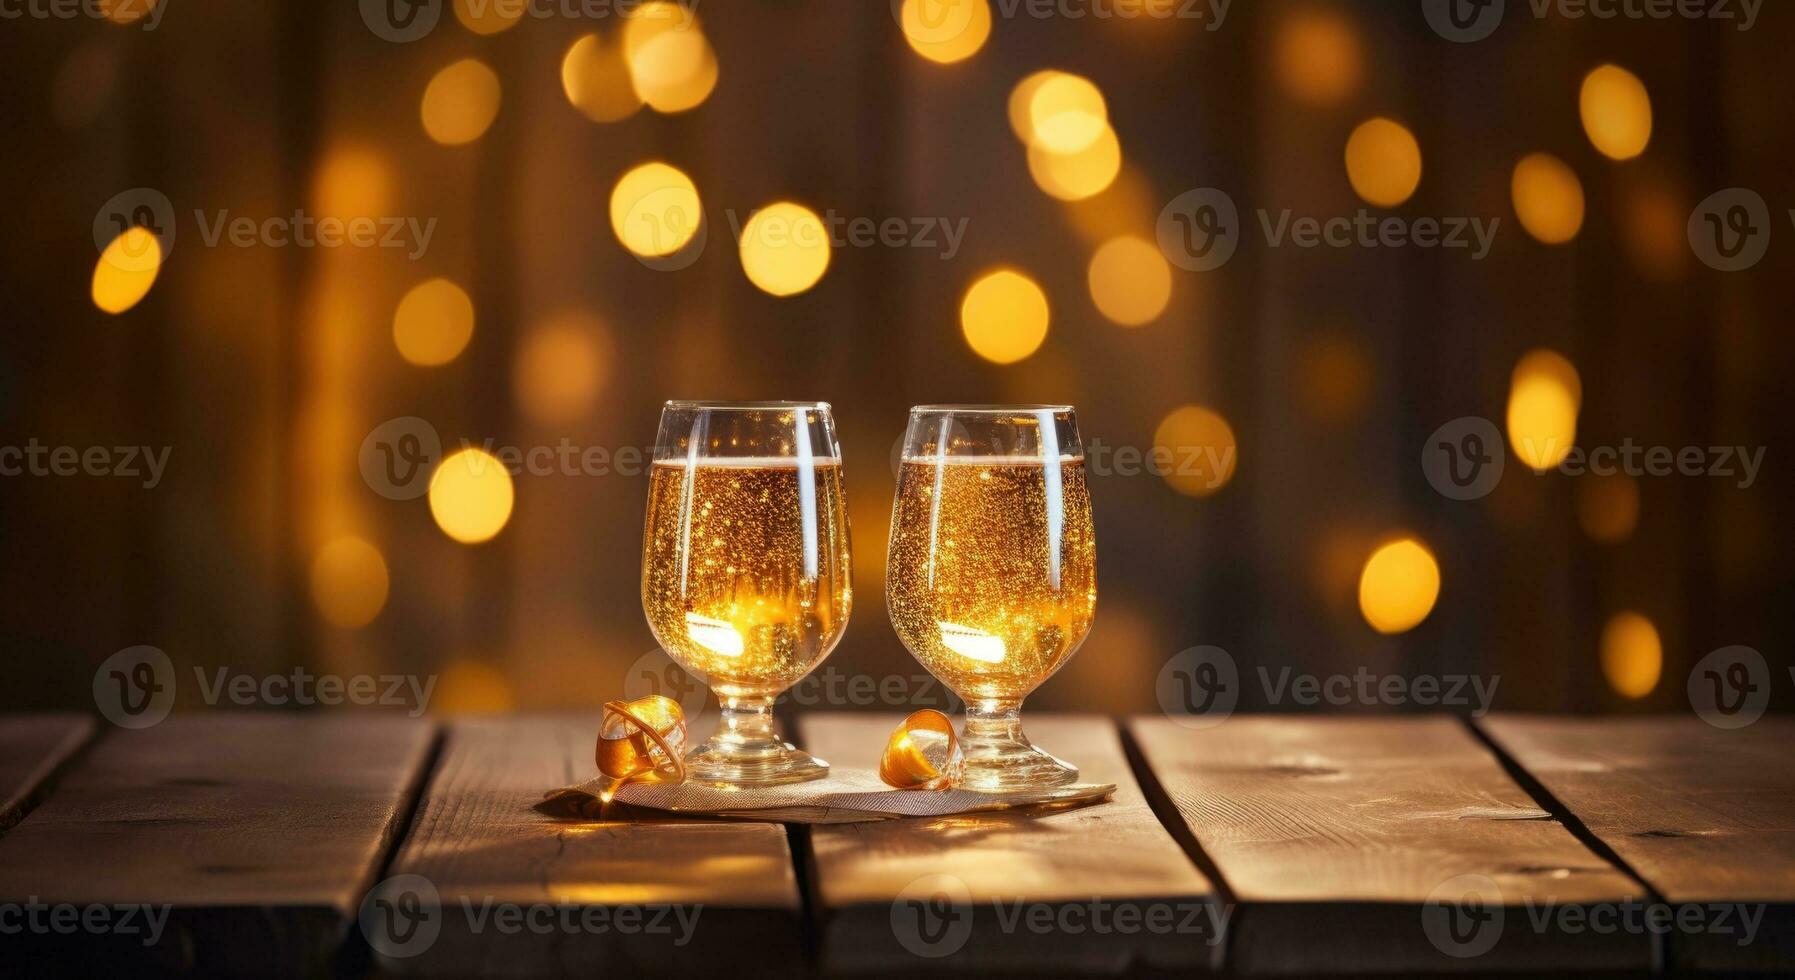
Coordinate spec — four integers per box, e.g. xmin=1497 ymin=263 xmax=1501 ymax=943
xmin=0 ymin=712 xmax=1788 ymax=977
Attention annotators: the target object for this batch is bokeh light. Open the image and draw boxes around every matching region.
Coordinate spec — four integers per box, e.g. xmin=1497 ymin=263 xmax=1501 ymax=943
xmin=623 ymin=0 xmax=719 ymax=113
xmin=429 ymin=448 xmax=516 ymax=545
xmin=393 ymin=278 xmax=475 ymax=367
xmin=312 ymin=145 xmax=392 ymax=221
xmin=1152 ymin=405 xmax=1238 ymax=497
xmin=961 ymin=269 xmax=1049 ymax=364
xmin=1088 ymin=236 xmax=1172 ymax=326
xmin=1296 ymin=331 xmax=1372 ymax=426
xmin=515 ymin=312 xmax=611 ymax=425
xmin=91 ymin=228 xmax=162 ymax=315
xmin=738 ymin=202 xmax=832 ymax=297
xmin=1345 ymin=117 xmax=1422 ymax=208
xmin=454 ymin=0 xmax=522 ymax=35
xmin=1276 ymin=9 xmax=1362 ymax=106
xmin=562 ymin=33 xmax=643 ymax=123
xmin=1577 ymin=471 xmax=1640 ymax=544
xmin=1511 ymin=152 xmax=1585 ymax=244
xmin=1008 ymin=70 xmax=1068 ymax=144
xmin=1358 ymin=537 xmax=1441 ymax=634
xmin=900 ymin=0 xmax=992 ymax=64
xmin=434 ymin=660 xmax=518 ymax=714
xmin=1029 ymin=73 xmax=1108 ymax=154
xmin=1028 ymin=123 xmax=1122 ymax=201
xmin=1580 ymin=64 xmax=1653 ymax=162
xmin=310 ymin=536 xmax=389 ymax=629
xmin=609 ymin=162 xmax=702 ymax=258
xmin=421 ymin=58 xmax=502 ymax=146
xmin=98 ymin=0 xmax=157 ymax=25
xmin=1600 ymin=611 xmax=1662 ymax=699
xmin=1507 ymin=348 xmax=1581 ymax=472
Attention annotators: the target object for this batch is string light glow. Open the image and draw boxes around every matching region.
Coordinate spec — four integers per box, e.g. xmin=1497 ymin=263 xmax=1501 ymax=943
xmin=454 ymin=0 xmax=522 ymax=35
xmin=1028 ymin=123 xmax=1122 ymax=201
xmin=1507 ymin=348 xmax=1582 ymax=472
xmin=1276 ymin=9 xmax=1362 ymax=106
xmin=421 ymin=58 xmax=502 ymax=146
xmin=516 ymin=312 xmax=611 ymax=425
xmin=900 ymin=0 xmax=992 ymax=64
xmin=562 ymin=33 xmax=643 ymax=123
xmin=1600 ymin=611 xmax=1662 ymax=699
xmin=393 ymin=278 xmax=475 ymax=367
xmin=429 ymin=448 xmax=516 ymax=545
xmin=1029 ymin=73 xmax=1108 ymax=154
xmin=1512 ymin=152 xmax=1585 ymax=244
xmin=310 ymin=536 xmax=389 ymax=629
xmin=1088 ymin=235 xmax=1172 ymax=326
xmin=1358 ymin=537 xmax=1441 ymax=634
xmin=1152 ymin=405 xmax=1238 ymax=497
xmin=1580 ymin=64 xmax=1653 ymax=161
xmin=91 ymin=228 xmax=162 ymax=314
xmin=738 ymin=202 xmax=832 ymax=297
xmin=609 ymin=162 xmax=702 ymax=258
xmin=961 ymin=269 xmax=1049 ymax=364
xmin=1345 ymin=117 xmax=1422 ymax=208
xmin=1577 ymin=472 xmax=1640 ymax=544
xmin=623 ymin=0 xmax=719 ymax=113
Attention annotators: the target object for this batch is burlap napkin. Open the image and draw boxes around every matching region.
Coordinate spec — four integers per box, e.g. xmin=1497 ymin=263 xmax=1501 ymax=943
xmin=539 ymin=767 xmax=1115 ymax=824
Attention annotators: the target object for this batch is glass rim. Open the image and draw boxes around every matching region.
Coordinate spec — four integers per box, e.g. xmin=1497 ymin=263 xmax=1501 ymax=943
xmin=909 ymin=403 xmax=1075 ymax=414
xmin=662 ymin=400 xmax=832 ymax=412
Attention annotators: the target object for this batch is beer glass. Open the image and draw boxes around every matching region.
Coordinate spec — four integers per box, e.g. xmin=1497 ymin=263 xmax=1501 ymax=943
xmin=642 ymin=401 xmax=851 ymax=785
xmin=886 ymin=405 xmax=1096 ymax=790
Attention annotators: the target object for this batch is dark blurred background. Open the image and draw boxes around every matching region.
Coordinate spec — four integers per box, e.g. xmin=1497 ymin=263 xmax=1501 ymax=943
xmin=1 ymin=0 xmax=1789 ymax=719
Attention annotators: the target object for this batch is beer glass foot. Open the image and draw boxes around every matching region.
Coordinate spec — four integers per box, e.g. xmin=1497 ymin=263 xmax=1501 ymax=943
xmin=683 ymin=694 xmax=830 ymax=787
xmin=684 ymin=741 xmax=830 ymax=787
xmin=958 ymin=700 xmax=1079 ymax=792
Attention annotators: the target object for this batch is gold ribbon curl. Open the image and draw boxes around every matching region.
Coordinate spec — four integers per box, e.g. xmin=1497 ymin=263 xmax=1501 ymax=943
xmin=880 ymin=708 xmax=962 ymax=790
xmin=595 ymin=695 xmax=688 ymax=802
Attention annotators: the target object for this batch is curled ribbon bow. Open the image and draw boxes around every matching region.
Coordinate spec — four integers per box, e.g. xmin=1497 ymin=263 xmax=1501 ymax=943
xmin=880 ymin=709 xmax=963 ymax=790
xmin=594 ymin=695 xmax=688 ymax=802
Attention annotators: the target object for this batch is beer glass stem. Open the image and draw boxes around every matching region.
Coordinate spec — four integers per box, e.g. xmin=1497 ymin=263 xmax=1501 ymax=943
xmin=963 ymin=699 xmax=1025 ymax=749
xmin=714 ymin=694 xmax=782 ymax=754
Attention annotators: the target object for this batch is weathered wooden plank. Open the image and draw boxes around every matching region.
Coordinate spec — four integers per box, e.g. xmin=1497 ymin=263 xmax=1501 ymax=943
xmin=0 ymin=714 xmax=94 ymax=833
xmin=1481 ymin=714 xmax=1795 ymax=973
xmin=374 ymin=715 xmax=801 ymax=979
xmin=1130 ymin=715 xmax=1650 ymax=975
xmin=800 ymin=713 xmax=1222 ymax=975
xmin=0 ymin=715 xmax=435 ymax=978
